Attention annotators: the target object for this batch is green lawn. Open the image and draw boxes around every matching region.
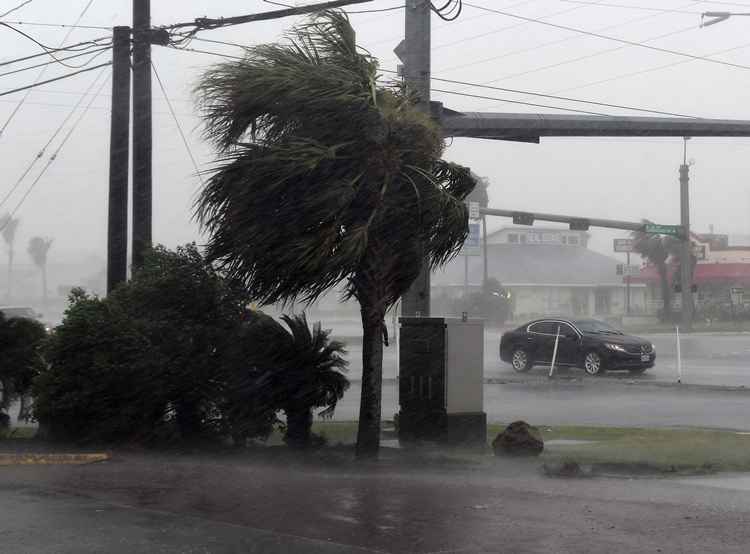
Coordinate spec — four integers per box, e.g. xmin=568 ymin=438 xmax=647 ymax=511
xmin=312 ymin=422 xmax=750 ymax=473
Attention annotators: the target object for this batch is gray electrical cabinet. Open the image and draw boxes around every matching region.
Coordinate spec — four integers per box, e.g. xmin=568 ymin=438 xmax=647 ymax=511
xmin=398 ymin=317 xmax=486 ymax=445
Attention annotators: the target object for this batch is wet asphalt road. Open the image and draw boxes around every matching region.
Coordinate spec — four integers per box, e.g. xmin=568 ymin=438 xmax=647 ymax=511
xmin=341 ymin=330 xmax=750 ymax=387
xmin=3 ymin=453 xmax=750 ymax=553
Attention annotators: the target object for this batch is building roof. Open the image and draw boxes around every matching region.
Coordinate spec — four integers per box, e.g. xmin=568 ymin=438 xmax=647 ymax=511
xmin=433 ymin=244 xmax=625 ymax=287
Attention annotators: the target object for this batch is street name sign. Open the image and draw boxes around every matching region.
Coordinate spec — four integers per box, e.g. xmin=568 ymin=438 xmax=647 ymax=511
xmin=644 ymin=223 xmax=683 ymax=237
xmin=616 ymin=264 xmax=640 ymax=277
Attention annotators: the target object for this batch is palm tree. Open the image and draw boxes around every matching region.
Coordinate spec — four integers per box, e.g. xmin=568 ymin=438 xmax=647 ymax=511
xmin=275 ymin=314 xmax=349 ymax=448
xmin=27 ymin=237 xmax=53 ymax=307
xmin=632 ymin=222 xmax=679 ymax=322
xmin=195 ymin=11 xmax=476 ymax=458
xmin=0 ymin=213 xmax=20 ymax=301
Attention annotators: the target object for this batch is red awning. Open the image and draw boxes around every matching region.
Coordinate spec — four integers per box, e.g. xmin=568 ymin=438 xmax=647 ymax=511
xmin=631 ymin=263 xmax=750 ymax=286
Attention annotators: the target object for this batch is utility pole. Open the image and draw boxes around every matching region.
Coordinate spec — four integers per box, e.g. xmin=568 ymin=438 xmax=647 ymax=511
xmin=107 ymin=26 xmax=131 ymax=294
xmin=680 ymin=138 xmax=694 ymax=331
xmin=132 ymin=0 xmax=152 ymax=270
xmin=400 ymin=0 xmax=432 ymax=317
xmin=625 ymin=250 xmax=631 ymax=316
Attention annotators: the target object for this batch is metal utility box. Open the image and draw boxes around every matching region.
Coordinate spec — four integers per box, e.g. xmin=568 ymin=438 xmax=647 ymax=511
xmin=398 ymin=317 xmax=486 ymax=445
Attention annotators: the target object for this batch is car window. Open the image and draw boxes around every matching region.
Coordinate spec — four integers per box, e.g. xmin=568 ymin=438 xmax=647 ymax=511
xmin=558 ymin=323 xmax=578 ymax=337
xmin=529 ymin=321 xmax=558 ymax=335
xmin=574 ymin=319 xmax=624 ymax=335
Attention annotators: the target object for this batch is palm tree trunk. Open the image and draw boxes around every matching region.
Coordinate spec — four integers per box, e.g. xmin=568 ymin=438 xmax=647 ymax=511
xmin=356 ymin=302 xmax=385 ymax=459
xmin=657 ymin=262 xmax=672 ymax=322
xmin=285 ymin=407 xmax=312 ymax=449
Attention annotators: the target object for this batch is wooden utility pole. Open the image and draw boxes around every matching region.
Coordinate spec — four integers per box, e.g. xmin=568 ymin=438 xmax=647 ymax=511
xmin=400 ymin=0 xmax=432 ymax=317
xmin=132 ymin=0 xmax=152 ymax=270
xmin=107 ymin=26 xmax=131 ymax=294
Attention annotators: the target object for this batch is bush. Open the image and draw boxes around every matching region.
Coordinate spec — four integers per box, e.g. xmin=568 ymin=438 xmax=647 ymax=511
xmin=0 ymin=311 xmax=46 ymax=421
xmin=33 ymin=245 xmax=266 ymax=444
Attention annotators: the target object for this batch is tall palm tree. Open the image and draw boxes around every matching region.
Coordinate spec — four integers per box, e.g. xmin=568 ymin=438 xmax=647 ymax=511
xmin=0 ymin=213 xmax=20 ymax=301
xmin=195 ymin=11 xmax=476 ymax=458
xmin=632 ymin=222 xmax=679 ymax=322
xmin=27 ymin=237 xmax=53 ymax=307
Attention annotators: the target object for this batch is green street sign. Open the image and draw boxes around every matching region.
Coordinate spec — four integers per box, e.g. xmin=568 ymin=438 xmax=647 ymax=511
xmin=644 ymin=223 xmax=683 ymax=237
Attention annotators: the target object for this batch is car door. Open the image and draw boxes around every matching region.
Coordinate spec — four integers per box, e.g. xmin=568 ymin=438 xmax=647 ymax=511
xmin=554 ymin=322 xmax=581 ymax=366
xmin=527 ymin=321 xmax=558 ymax=364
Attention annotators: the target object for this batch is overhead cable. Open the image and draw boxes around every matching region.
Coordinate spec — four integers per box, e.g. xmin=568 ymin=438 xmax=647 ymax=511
xmin=0 ymin=71 xmax=110 ymax=231
xmin=0 ymin=61 xmax=112 ymax=98
xmin=463 ymin=1 xmax=750 ymax=72
xmin=0 ymin=0 xmax=98 ymax=138
xmin=0 ymin=68 xmax=107 ymax=211
xmin=0 ymin=45 xmax=112 ymax=78
xmin=0 ymin=0 xmax=33 ymax=18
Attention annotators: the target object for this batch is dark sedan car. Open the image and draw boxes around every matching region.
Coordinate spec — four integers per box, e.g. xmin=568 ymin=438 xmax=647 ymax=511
xmin=500 ymin=318 xmax=655 ymax=375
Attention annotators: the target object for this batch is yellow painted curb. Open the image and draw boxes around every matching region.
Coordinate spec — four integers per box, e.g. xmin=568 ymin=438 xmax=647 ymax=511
xmin=0 ymin=453 xmax=110 ymax=466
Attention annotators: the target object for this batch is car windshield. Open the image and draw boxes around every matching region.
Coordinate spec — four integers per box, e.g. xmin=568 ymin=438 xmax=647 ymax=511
xmin=573 ymin=319 xmax=624 ymax=335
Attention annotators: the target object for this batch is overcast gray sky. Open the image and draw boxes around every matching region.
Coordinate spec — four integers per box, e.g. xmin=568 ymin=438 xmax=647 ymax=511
xmin=2 ymin=0 xmax=750 ymax=278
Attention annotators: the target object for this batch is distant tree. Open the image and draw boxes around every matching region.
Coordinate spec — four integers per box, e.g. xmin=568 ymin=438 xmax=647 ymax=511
xmin=0 ymin=213 xmax=20 ymax=301
xmin=632 ymin=223 xmax=680 ymax=322
xmin=0 ymin=311 xmax=46 ymax=426
xmin=27 ymin=237 xmax=53 ymax=307
xmin=195 ymin=11 xmax=476 ymax=458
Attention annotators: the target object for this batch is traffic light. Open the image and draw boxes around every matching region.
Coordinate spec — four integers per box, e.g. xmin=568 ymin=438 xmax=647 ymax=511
xmin=569 ymin=218 xmax=590 ymax=231
xmin=512 ymin=212 xmax=534 ymax=226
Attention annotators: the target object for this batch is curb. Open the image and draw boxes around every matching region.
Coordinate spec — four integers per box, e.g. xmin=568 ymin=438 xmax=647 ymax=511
xmin=0 ymin=453 xmax=110 ymax=466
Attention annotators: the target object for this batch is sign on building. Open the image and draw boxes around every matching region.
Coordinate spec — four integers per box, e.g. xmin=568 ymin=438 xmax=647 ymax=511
xmin=692 ymin=244 xmax=707 ymax=260
xmin=613 ymin=238 xmax=634 ymax=253
xmin=616 ymin=264 xmax=640 ymax=277
xmin=462 ymin=222 xmax=482 ymax=256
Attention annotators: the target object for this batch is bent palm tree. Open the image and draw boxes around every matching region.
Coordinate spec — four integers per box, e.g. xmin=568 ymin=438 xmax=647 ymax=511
xmin=0 ymin=213 xmax=20 ymax=301
xmin=28 ymin=237 xmax=53 ymax=307
xmin=195 ymin=11 xmax=476 ymax=457
xmin=632 ymin=222 xmax=679 ymax=322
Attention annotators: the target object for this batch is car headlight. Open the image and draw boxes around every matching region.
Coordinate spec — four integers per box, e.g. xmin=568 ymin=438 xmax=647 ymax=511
xmin=605 ymin=343 xmax=627 ymax=352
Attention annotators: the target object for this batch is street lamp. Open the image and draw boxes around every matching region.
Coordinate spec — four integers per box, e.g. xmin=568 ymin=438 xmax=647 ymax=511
xmin=701 ymin=12 xmax=750 ymax=27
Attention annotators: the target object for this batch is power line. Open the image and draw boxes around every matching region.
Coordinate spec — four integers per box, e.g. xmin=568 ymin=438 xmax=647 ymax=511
xmin=435 ymin=0 xmax=700 ymax=72
xmin=463 ymin=1 xmax=750 ymax=72
xmin=405 ymin=71 xmax=697 ymax=118
xmin=558 ymin=1 xmax=702 ymax=15
xmin=0 ymin=0 xmax=98 ymax=138
xmin=0 ymin=19 xmax=110 ymax=31
xmin=0 ymin=0 xmax=33 ymax=18
xmin=0 ymin=71 xmax=111 ymax=232
xmin=0 ymin=68 xmax=107 ymax=211
xmin=431 ymin=88 xmax=613 ymax=116
xmin=554 ymin=40 xmax=750 ymax=94
xmin=348 ymin=4 xmax=403 ymax=13
xmin=0 ymin=61 xmax=112 ymax=98
xmin=0 ymin=36 xmax=111 ymax=69
xmin=0 ymin=45 xmax=112 ymax=78
xmin=151 ymin=60 xmax=203 ymax=185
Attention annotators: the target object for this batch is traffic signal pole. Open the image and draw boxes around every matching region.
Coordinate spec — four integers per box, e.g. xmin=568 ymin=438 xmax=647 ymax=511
xmin=401 ymin=0 xmax=432 ymax=317
xmin=132 ymin=0 xmax=153 ymax=270
xmin=107 ymin=26 xmax=131 ymax=294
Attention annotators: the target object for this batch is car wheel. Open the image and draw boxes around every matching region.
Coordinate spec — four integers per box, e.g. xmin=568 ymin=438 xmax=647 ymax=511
xmin=583 ymin=351 xmax=605 ymax=376
xmin=511 ymin=348 xmax=532 ymax=373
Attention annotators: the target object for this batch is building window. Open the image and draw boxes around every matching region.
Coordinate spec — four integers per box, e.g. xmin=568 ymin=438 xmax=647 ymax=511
xmin=567 ymin=236 xmax=579 ymax=246
xmin=508 ymin=233 xmax=519 ymax=243
xmin=520 ymin=234 xmax=527 ymax=244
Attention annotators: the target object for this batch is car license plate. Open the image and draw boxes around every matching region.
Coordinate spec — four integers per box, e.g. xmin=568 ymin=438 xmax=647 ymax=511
xmin=641 ymin=354 xmax=650 ymax=362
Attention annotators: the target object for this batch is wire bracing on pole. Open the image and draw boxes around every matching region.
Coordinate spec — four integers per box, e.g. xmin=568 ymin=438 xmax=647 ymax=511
xmin=151 ymin=60 xmax=204 ymax=185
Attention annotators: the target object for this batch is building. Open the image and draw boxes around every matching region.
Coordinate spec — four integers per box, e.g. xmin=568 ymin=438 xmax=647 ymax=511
xmin=432 ymin=226 xmax=644 ymax=322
